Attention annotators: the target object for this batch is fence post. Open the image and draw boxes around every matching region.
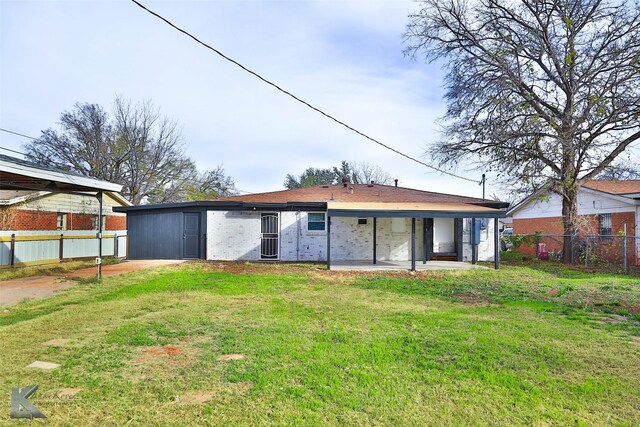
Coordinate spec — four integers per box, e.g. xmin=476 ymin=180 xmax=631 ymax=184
xmin=114 ymin=233 xmax=118 ymax=258
xmin=59 ymin=234 xmax=64 ymax=262
xmin=10 ymin=233 xmax=15 ymax=268
xmin=584 ymin=236 xmax=589 ymax=267
xmin=623 ymin=224 xmax=628 ymax=274
xmin=535 ymin=234 xmax=540 ymax=258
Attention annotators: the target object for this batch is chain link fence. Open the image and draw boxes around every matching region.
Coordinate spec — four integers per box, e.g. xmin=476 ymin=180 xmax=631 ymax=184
xmin=503 ymin=233 xmax=639 ymax=274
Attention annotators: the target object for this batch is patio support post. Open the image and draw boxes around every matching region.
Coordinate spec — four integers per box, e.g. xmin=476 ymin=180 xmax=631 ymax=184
xmin=494 ymin=217 xmax=500 ymax=270
xmin=373 ymin=217 xmax=377 ymax=265
xmin=423 ymin=218 xmax=427 ymax=264
xmin=326 ymin=215 xmax=331 ymax=270
xmin=411 ymin=218 xmax=416 ymax=271
xmin=471 ymin=218 xmax=477 ymax=265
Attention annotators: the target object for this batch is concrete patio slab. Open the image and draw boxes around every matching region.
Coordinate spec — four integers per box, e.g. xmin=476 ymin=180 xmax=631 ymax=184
xmin=330 ymin=260 xmax=487 ymax=271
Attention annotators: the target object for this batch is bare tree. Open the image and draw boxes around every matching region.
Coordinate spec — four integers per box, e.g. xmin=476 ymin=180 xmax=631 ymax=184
xmin=24 ymin=97 xmax=232 ymax=204
xmin=350 ymin=161 xmax=393 ymax=185
xmin=148 ymin=164 xmax=237 ymax=203
xmin=113 ymin=97 xmax=193 ymax=204
xmin=406 ymin=0 xmax=640 ymax=260
xmin=25 ymin=103 xmax=124 ymax=183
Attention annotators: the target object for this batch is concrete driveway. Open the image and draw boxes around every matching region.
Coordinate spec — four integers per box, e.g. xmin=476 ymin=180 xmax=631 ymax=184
xmin=0 ymin=260 xmax=184 ymax=307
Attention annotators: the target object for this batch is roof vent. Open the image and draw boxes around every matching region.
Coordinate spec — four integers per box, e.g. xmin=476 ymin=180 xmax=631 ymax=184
xmin=322 ymin=185 xmax=329 ymax=188
xmin=341 ymin=176 xmax=350 ymax=188
xmin=394 ymin=179 xmax=398 ymax=187
xmin=367 ymin=180 xmax=374 ymax=187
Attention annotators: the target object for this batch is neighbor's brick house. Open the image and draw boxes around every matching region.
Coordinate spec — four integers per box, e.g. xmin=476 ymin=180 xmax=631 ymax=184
xmin=0 ymin=190 xmax=128 ymax=231
xmin=508 ymin=180 xmax=640 ymax=265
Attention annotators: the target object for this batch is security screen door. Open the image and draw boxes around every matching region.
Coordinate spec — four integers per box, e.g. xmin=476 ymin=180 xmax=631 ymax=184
xmin=260 ymin=213 xmax=279 ymax=259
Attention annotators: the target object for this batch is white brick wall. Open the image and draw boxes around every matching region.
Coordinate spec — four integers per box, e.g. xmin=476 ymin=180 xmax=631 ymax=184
xmin=207 ymin=210 xmax=496 ymax=262
xmin=207 ymin=211 xmax=261 ymax=260
xmin=461 ymin=218 xmax=496 ymax=262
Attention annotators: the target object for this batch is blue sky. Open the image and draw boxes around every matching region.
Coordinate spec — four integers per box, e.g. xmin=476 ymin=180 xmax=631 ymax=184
xmin=0 ymin=0 xmax=488 ymax=197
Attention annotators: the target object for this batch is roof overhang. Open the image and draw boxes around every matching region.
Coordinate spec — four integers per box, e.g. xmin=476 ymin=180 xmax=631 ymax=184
xmin=327 ymin=202 xmax=507 ymax=218
xmin=114 ymin=200 xmax=327 ymax=212
xmin=0 ymin=155 xmax=122 ymax=193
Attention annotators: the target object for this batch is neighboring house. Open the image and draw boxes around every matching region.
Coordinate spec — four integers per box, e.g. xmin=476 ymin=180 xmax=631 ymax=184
xmin=115 ymin=182 xmax=509 ymax=270
xmin=0 ymin=154 xmax=130 ymax=268
xmin=508 ymin=180 xmax=640 ymax=265
xmin=0 ymin=190 xmax=129 ymax=231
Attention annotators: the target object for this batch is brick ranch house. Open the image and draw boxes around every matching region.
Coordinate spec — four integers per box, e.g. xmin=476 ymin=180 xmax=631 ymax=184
xmin=115 ymin=182 xmax=509 ymax=270
xmin=509 ymin=180 xmax=640 ymax=265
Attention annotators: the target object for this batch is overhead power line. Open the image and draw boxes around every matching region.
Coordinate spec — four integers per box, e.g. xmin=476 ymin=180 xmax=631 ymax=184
xmin=0 ymin=146 xmax=29 ymax=157
xmin=0 ymin=127 xmax=38 ymax=141
xmin=129 ymin=0 xmax=479 ymax=184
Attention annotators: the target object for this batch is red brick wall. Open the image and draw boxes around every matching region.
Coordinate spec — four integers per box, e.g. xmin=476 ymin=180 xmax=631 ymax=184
xmin=106 ymin=215 xmax=126 ymax=230
xmin=513 ymin=213 xmax=637 ymax=265
xmin=4 ymin=210 xmax=58 ymax=230
xmin=0 ymin=210 xmax=127 ymax=232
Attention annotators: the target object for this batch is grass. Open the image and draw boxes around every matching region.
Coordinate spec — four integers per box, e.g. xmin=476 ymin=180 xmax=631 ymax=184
xmin=0 ymin=262 xmax=639 ymax=425
xmin=0 ymin=257 xmax=122 ymax=281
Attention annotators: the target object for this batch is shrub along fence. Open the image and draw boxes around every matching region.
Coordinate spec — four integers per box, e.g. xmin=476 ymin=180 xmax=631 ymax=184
xmin=507 ymin=232 xmax=639 ymax=273
xmin=0 ymin=230 xmax=127 ymax=269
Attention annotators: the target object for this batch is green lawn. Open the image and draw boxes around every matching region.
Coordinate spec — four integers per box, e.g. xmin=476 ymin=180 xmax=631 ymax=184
xmin=1 ymin=262 xmax=639 ymax=426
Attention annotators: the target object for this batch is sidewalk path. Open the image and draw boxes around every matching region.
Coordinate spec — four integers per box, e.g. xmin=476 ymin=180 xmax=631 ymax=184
xmin=0 ymin=260 xmax=184 ymax=307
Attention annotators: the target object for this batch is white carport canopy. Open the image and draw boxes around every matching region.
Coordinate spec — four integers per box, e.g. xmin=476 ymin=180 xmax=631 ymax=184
xmin=0 ymin=154 xmax=121 ymax=193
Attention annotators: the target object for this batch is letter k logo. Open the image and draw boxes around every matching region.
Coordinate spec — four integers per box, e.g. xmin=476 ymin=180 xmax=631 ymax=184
xmin=10 ymin=385 xmax=46 ymax=419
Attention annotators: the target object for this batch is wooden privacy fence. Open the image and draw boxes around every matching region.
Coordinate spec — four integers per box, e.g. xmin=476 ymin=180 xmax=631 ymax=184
xmin=0 ymin=230 xmax=127 ymax=269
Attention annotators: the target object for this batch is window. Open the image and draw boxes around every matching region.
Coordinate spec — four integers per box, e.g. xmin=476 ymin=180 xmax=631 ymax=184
xmin=599 ymin=213 xmax=612 ymax=240
xmin=308 ymin=212 xmax=326 ymax=231
xmin=358 ymin=218 xmax=368 ymax=225
xmin=56 ymin=213 xmax=67 ymax=231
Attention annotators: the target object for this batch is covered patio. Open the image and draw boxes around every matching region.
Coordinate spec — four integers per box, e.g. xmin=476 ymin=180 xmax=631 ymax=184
xmin=326 ymin=201 xmax=508 ymax=271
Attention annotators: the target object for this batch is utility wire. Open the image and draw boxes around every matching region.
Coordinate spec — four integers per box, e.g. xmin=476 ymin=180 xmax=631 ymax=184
xmin=130 ymin=0 xmax=479 ymax=184
xmin=0 ymin=146 xmax=29 ymax=157
xmin=0 ymin=127 xmax=38 ymax=141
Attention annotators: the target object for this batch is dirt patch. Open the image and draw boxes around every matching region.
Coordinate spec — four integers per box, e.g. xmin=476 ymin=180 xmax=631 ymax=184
xmin=217 ymin=354 xmax=245 ymax=361
xmin=175 ymin=383 xmax=252 ymax=405
xmin=142 ymin=345 xmax=183 ymax=357
xmin=176 ymin=391 xmax=216 ymax=404
xmin=56 ymin=388 xmax=83 ymax=399
xmin=129 ymin=345 xmax=199 ymax=373
xmin=68 ymin=260 xmax=185 ymax=279
xmin=194 ymin=260 xmax=452 ymax=282
xmin=43 ymin=338 xmax=72 ymax=347
xmin=452 ymin=292 xmax=492 ymax=306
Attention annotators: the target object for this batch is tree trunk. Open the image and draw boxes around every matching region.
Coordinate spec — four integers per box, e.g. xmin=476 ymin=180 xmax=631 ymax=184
xmin=561 ymin=186 xmax=579 ymax=263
